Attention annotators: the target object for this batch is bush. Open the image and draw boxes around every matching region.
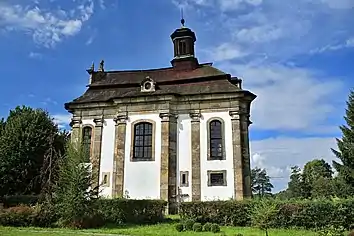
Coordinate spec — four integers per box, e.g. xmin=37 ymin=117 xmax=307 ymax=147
xmin=175 ymin=223 xmax=184 ymax=232
xmin=234 ymin=234 xmax=244 ymax=236
xmin=99 ymin=199 xmax=167 ymax=225
xmin=183 ymin=219 xmax=195 ymax=231
xmin=203 ymin=222 xmax=213 ymax=231
xmin=317 ymin=226 xmax=345 ymax=236
xmin=179 ymin=199 xmax=354 ymax=230
xmin=211 ymin=223 xmax=221 ymax=233
xmin=348 ymin=231 xmax=354 ymax=236
xmin=193 ymin=222 xmax=202 ymax=232
xmin=1 ymin=195 xmax=40 ymax=208
xmin=0 ymin=205 xmax=36 ymax=227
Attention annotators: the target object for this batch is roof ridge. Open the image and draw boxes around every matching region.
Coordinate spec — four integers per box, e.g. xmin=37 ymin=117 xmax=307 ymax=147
xmin=104 ymin=62 xmax=214 ymax=73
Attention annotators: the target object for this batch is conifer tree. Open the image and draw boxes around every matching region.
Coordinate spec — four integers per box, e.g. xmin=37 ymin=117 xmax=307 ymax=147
xmin=332 ymin=89 xmax=354 ymax=188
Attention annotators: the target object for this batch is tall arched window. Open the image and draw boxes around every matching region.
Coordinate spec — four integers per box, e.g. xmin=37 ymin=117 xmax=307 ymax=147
xmin=209 ymin=120 xmax=224 ymax=160
xmin=133 ymin=122 xmax=153 ymax=160
xmin=82 ymin=126 xmax=93 ymax=162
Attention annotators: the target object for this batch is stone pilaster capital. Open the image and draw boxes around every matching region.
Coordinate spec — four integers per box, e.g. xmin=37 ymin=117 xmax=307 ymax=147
xmin=114 ymin=114 xmax=128 ymax=125
xmin=159 ymin=112 xmax=178 ymax=122
xmin=93 ymin=117 xmax=104 ymax=127
xmin=189 ymin=110 xmax=201 ymax=122
xmin=229 ymin=109 xmax=248 ymax=120
xmin=70 ymin=116 xmax=82 ymax=128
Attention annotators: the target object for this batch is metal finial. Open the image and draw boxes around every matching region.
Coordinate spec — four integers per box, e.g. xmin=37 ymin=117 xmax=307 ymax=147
xmin=181 ymin=8 xmax=185 ymax=27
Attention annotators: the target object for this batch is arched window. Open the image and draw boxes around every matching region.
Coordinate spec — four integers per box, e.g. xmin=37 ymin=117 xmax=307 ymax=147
xmin=82 ymin=126 xmax=93 ymax=162
xmin=178 ymin=40 xmax=187 ymax=55
xmin=209 ymin=120 xmax=224 ymax=160
xmin=133 ymin=122 xmax=153 ymax=160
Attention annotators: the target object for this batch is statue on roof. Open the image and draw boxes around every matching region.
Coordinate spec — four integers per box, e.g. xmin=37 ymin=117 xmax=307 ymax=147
xmin=99 ymin=60 xmax=105 ymax=72
xmin=86 ymin=62 xmax=95 ymax=75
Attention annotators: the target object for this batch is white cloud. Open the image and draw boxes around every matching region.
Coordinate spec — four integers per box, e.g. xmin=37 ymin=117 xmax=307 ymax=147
xmin=250 ymin=137 xmax=338 ymax=191
xmin=320 ymin=0 xmax=354 ymax=9
xmin=0 ymin=1 xmax=94 ymax=47
xmin=29 ymin=52 xmax=43 ymax=59
xmin=53 ymin=114 xmax=72 ymax=129
xmin=204 ymin=43 xmax=248 ymax=61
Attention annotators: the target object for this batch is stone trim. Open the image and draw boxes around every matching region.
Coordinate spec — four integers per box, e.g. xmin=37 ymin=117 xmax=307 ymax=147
xmin=101 ymin=172 xmax=110 ymax=187
xmin=206 ymin=117 xmax=226 ymax=161
xmin=180 ymin=171 xmax=189 ymax=187
xmin=112 ymin=114 xmax=128 ymax=197
xmin=91 ymin=119 xmax=104 ymax=191
xmin=130 ymin=119 xmax=156 ymax=162
xmin=70 ymin=116 xmax=81 ymax=144
xmin=229 ymin=110 xmax=245 ymax=200
xmin=189 ymin=111 xmax=201 ymax=201
xmin=207 ymin=170 xmax=227 ymax=187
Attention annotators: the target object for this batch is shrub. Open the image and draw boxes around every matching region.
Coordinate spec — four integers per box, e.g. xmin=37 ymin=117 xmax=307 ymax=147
xmin=211 ymin=223 xmax=221 ymax=233
xmin=2 ymin=195 xmax=40 ymax=208
xmin=348 ymin=231 xmax=354 ymax=236
xmin=234 ymin=234 xmax=244 ymax=236
xmin=193 ymin=222 xmax=202 ymax=232
xmin=175 ymin=223 xmax=184 ymax=232
xmin=99 ymin=199 xmax=167 ymax=225
xmin=317 ymin=226 xmax=345 ymax=236
xmin=183 ymin=219 xmax=195 ymax=231
xmin=0 ymin=205 xmax=35 ymax=227
xmin=203 ymin=222 xmax=213 ymax=231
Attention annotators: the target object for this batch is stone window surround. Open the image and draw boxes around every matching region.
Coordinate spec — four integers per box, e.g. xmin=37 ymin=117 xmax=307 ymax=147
xmin=207 ymin=170 xmax=227 ymax=187
xmin=81 ymin=124 xmax=94 ymax=160
xmin=101 ymin=172 xmax=110 ymax=187
xmin=180 ymin=171 xmax=189 ymax=187
xmin=206 ymin=117 xmax=226 ymax=161
xmin=130 ymin=119 xmax=156 ymax=162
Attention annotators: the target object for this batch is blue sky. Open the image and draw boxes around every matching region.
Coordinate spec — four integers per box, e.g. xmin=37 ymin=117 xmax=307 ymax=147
xmin=0 ymin=0 xmax=353 ymax=192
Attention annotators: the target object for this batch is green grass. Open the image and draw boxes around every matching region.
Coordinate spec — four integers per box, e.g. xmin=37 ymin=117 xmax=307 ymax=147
xmin=0 ymin=224 xmax=317 ymax=236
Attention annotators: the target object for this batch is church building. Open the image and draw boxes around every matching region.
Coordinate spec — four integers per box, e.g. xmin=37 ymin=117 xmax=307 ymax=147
xmin=65 ymin=19 xmax=256 ymax=209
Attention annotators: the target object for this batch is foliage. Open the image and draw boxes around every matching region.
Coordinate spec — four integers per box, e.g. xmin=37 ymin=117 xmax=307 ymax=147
xmin=348 ymin=231 xmax=354 ymax=236
xmin=179 ymin=199 xmax=354 ymax=229
xmin=0 ymin=106 xmax=67 ymax=197
xmin=192 ymin=222 xmax=202 ymax=232
xmin=183 ymin=219 xmax=195 ymax=231
xmin=1 ymin=195 xmax=40 ymax=208
xmin=98 ymin=198 xmax=167 ymax=225
xmin=251 ymin=167 xmax=274 ymax=198
xmin=332 ymin=90 xmax=354 ymax=189
xmin=52 ymin=142 xmax=102 ymax=229
xmin=203 ymin=222 xmax=213 ymax=232
xmin=287 ymin=166 xmax=304 ymax=199
xmin=211 ymin=223 xmax=221 ymax=233
xmin=175 ymin=223 xmax=184 ymax=232
xmin=0 ymin=205 xmax=36 ymax=227
xmin=251 ymin=200 xmax=279 ymax=236
xmin=317 ymin=226 xmax=345 ymax=236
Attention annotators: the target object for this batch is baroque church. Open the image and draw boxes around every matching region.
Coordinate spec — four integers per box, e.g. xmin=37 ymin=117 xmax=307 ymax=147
xmin=65 ymin=18 xmax=256 ymax=210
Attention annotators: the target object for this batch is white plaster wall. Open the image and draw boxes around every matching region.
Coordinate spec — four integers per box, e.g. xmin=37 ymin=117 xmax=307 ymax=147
xmin=123 ymin=113 xmax=161 ymax=199
xmin=177 ymin=114 xmax=192 ymax=201
xmin=200 ymin=112 xmax=234 ymax=201
xmin=98 ymin=119 xmax=115 ymax=197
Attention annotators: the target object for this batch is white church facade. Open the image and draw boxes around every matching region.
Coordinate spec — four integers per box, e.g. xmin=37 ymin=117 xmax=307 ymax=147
xmin=65 ymin=19 xmax=256 ymax=212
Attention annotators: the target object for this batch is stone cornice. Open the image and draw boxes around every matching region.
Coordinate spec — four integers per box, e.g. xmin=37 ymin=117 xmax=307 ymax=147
xmin=70 ymin=116 xmax=82 ymax=128
xmin=93 ymin=117 xmax=104 ymax=127
xmin=113 ymin=114 xmax=128 ymax=125
xmin=159 ymin=112 xmax=178 ymax=122
xmin=189 ymin=110 xmax=201 ymax=122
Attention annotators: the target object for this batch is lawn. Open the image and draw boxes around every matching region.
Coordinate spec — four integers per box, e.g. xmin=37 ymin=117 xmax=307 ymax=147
xmin=0 ymin=224 xmax=317 ymax=236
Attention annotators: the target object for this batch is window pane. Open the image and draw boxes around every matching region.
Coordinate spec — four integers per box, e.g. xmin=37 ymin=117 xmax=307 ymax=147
xmin=210 ymin=173 xmax=224 ymax=185
xmin=133 ymin=122 xmax=153 ymax=159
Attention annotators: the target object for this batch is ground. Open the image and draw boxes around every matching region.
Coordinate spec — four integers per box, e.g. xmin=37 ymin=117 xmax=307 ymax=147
xmin=0 ymin=224 xmax=317 ymax=236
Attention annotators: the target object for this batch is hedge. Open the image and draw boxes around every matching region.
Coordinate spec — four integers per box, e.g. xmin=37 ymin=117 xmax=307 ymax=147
xmin=1 ymin=195 xmax=40 ymax=208
xmin=98 ymin=199 xmax=167 ymax=224
xmin=179 ymin=199 xmax=354 ymax=230
xmin=0 ymin=199 xmax=167 ymax=227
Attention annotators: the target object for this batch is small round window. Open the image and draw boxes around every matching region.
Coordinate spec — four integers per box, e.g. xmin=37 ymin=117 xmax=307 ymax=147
xmin=144 ymin=82 xmax=152 ymax=90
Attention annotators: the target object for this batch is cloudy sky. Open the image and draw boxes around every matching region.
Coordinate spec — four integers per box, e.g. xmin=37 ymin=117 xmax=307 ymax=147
xmin=0 ymin=0 xmax=353 ymax=192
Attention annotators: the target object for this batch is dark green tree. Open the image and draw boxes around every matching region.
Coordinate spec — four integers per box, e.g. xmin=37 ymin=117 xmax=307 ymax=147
xmin=332 ymin=89 xmax=354 ymax=189
xmin=287 ymin=166 xmax=303 ymax=199
xmin=0 ymin=106 xmax=67 ymax=197
xmin=0 ymin=118 xmax=5 ymax=136
xmin=302 ymin=159 xmax=333 ymax=198
xmin=251 ymin=167 xmax=274 ymax=198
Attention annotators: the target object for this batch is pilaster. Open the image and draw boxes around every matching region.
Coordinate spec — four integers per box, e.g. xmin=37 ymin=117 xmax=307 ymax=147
xmin=159 ymin=112 xmax=178 ymax=214
xmin=70 ymin=116 xmax=81 ymax=145
xmin=112 ymin=114 xmax=128 ymax=197
xmin=190 ymin=111 xmax=201 ymax=201
xmin=229 ymin=109 xmax=252 ymax=200
xmin=92 ymin=117 xmax=104 ymax=191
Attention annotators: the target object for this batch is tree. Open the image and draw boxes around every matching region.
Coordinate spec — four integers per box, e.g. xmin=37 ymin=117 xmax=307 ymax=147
xmin=251 ymin=167 xmax=274 ymax=198
xmin=302 ymin=159 xmax=333 ymax=198
xmin=251 ymin=200 xmax=278 ymax=236
xmin=0 ymin=106 xmax=67 ymax=197
xmin=332 ymin=89 xmax=354 ymax=189
xmin=53 ymin=142 xmax=102 ymax=228
xmin=287 ymin=166 xmax=303 ymax=199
